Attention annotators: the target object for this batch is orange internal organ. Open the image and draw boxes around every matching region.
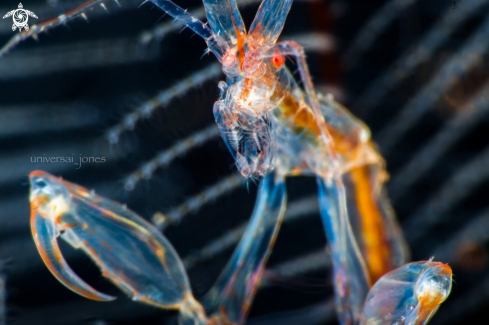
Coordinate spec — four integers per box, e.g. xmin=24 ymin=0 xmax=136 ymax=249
xmin=349 ymin=165 xmax=392 ymax=284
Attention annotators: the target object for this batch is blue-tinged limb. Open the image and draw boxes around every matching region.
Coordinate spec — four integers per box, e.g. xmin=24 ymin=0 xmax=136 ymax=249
xmin=248 ymin=0 xmax=293 ymax=46
xmin=149 ymin=0 xmax=225 ymax=60
xmin=202 ymin=0 xmax=246 ymax=46
xmin=317 ymin=176 xmax=370 ymax=325
xmin=203 ymin=171 xmax=287 ymax=325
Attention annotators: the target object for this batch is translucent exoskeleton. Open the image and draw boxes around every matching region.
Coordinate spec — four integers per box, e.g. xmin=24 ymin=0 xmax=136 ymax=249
xmin=148 ymin=0 xmax=410 ymax=324
xmin=29 ymin=170 xmax=208 ymax=324
xmin=28 ymin=171 xmax=452 ymax=325
xmin=361 ymin=260 xmax=452 ymax=325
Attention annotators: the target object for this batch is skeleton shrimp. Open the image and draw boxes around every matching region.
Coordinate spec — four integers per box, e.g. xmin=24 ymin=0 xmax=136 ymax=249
xmin=29 ymin=171 xmax=452 ymax=325
xmin=12 ymin=0 xmax=455 ymax=323
xmin=11 ymin=0 xmax=453 ymax=323
xmin=148 ymin=0 xmax=414 ymax=323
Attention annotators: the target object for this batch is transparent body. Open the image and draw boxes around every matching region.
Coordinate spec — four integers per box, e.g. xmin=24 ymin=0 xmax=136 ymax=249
xmin=148 ymin=0 xmax=412 ymax=323
xmin=19 ymin=0 xmax=453 ymax=324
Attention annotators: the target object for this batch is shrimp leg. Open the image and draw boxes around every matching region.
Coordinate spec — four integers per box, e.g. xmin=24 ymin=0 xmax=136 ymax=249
xmin=201 ymin=0 xmax=246 ymax=45
xmin=203 ymin=171 xmax=287 ymax=324
xmin=247 ymin=0 xmax=293 ymax=46
xmin=316 ymin=96 xmax=409 ymax=283
xmin=317 ymin=176 xmax=370 ymax=325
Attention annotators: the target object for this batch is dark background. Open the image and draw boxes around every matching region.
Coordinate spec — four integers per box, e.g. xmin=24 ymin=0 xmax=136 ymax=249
xmin=0 ymin=0 xmax=488 ymax=324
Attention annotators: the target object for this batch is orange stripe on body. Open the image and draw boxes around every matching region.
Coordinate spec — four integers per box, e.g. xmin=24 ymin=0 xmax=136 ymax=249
xmin=349 ymin=165 xmax=392 ymax=283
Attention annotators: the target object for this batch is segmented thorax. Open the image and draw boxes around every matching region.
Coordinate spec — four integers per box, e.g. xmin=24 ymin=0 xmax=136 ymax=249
xmin=213 ymin=42 xmax=289 ymax=178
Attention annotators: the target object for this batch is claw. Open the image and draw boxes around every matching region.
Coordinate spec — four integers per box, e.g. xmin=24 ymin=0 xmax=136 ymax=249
xmin=361 ymin=261 xmax=452 ymax=325
xmin=28 ymin=170 xmax=193 ymax=309
xmin=31 ymin=206 xmax=116 ymax=301
xmin=29 ymin=171 xmax=116 ymax=301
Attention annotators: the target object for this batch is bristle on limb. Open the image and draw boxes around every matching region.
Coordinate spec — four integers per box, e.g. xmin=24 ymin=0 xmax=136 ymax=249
xmin=0 ymin=0 xmax=116 ymax=58
xmin=123 ymin=125 xmax=220 ymax=191
xmin=105 ymin=63 xmax=222 ymax=145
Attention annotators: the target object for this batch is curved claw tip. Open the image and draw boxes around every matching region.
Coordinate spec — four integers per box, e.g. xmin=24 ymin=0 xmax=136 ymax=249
xmin=34 ymin=230 xmax=117 ymax=302
xmin=30 ymin=196 xmax=116 ymax=302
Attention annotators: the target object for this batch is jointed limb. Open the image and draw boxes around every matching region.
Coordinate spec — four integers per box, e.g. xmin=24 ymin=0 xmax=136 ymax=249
xmin=203 ymin=171 xmax=287 ymax=324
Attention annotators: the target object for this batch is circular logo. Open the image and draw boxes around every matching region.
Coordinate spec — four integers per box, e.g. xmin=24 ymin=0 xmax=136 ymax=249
xmin=13 ymin=9 xmax=28 ymax=28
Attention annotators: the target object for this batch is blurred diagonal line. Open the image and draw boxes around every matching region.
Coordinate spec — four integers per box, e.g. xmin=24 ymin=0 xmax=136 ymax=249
xmin=153 ymin=174 xmax=244 ymax=230
xmin=263 ymin=249 xmax=330 ymax=281
xmin=343 ymin=0 xmax=418 ymax=69
xmin=0 ymin=103 xmax=99 ymax=137
xmin=353 ymin=0 xmax=488 ymax=114
xmin=404 ymin=144 xmax=489 ymax=243
xmin=124 ymin=125 xmax=220 ymax=191
xmin=389 ymin=82 xmax=489 ymax=201
xmin=284 ymin=33 xmax=335 ymax=53
xmin=433 ymin=206 xmax=489 ymax=262
xmin=182 ymin=196 xmax=319 ymax=269
xmin=106 ymin=63 xmax=222 ymax=144
xmin=0 ymin=37 xmax=158 ymax=79
xmin=377 ymin=15 xmax=489 ymax=153
xmin=246 ymin=298 xmax=335 ymax=325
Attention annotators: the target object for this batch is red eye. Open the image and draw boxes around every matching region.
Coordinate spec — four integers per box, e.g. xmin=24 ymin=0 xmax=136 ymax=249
xmin=272 ymin=54 xmax=285 ymax=68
